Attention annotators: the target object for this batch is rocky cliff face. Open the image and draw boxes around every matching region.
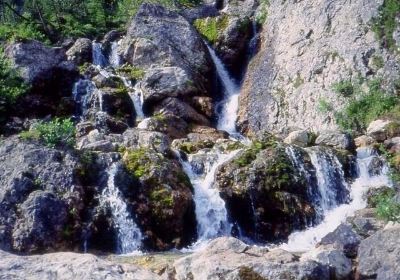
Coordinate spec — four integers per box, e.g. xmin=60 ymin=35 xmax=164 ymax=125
xmin=238 ymin=0 xmax=400 ymax=136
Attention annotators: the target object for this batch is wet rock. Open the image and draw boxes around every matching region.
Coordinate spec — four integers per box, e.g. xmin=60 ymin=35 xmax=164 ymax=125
xmin=384 ymin=137 xmax=400 ymax=153
xmin=101 ymin=88 xmax=135 ymax=126
xmin=367 ymin=119 xmax=400 ymax=142
xmin=94 ymin=111 xmax=129 ymax=134
xmin=190 ymin=96 xmax=214 ymax=118
xmin=187 ymin=126 xmax=229 ymax=142
xmin=215 ymin=140 xmax=316 ymax=242
xmin=137 ymin=114 xmax=189 ymax=139
xmin=122 ymin=149 xmax=196 ymax=250
xmin=76 ymin=121 xmax=95 ymax=137
xmin=318 ymin=223 xmax=361 ymax=258
xmin=0 ymin=249 xmax=161 ymax=279
xmin=284 ymin=130 xmax=310 ymax=147
xmin=315 ymin=131 xmax=354 ymax=151
xmin=354 ymin=135 xmax=375 ymax=148
xmin=66 ymin=38 xmax=92 ymax=65
xmin=347 ymin=208 xmax=386 ymax=237
xmin=357 ymin=225 xmax=400 ymax=279
xmin=122 ymin=128 xmax=170 ymax=154
xmin=154 ymin=97 xmax=210 ymax=127
xmin=173 ymin=237 xmax=330 ymax=280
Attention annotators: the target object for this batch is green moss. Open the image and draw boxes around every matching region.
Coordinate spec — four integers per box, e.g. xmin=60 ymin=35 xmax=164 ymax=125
xmin=255 ymin=0 xmax=270 ymax=25
xmin=332 ymin=80 xmax=354 ymax=97
xmin=178 ymin=140 xmax=214 ymax=154
xmin=317 ymin=98 xmax=333 ymax=113
xmin=234 ymin=139 xmax=277 ymax=167
xmin=193 ymin=15 xmax=229 ymax=44
xmin=371 ymin=55 xmax=385 ymax=69
xmin=116 ymin=64 xmax=145 ymax=81
xmin=124 ymin=148 xmax=153 ymax=177
xmin=150 ymin=188 xmax=174 ymax=208
xmin=372 ymin=0 xmax=400 ymax=51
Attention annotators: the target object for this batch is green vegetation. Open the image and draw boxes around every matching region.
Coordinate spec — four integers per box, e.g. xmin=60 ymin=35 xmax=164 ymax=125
xmin=255 ymin=0 xmax=269 ymax=25
xmin=123 ymin=148 xmax=154 ymax=177
xmin=0 ymin=0 xmax=202 ymax=44
xmin=178 ymin=140 xmax=214 ymax=154
xmin=0 ymin=50 xmax=28 ymax=125
xmin=372 ymin=0 xmax=400 ymax=50
xmin=193 ymin=15 xmax=229 ymax=44
xmin=293 ymin=74 xmax=304 ymax=89
xmin=116 ymin=64 xmax=145 ymax=81
xmin=150 ymin=188 xmax=174 ymax=208
xmin=234 ymin=139 xmax=277 ymax=167
xmin=332 ymin=80 xmax=354 ymax=97
xmin=370 ymin=188 xmax=400 ymax=222
xmin=317 ymin=98 xmax=333 ymax=113
xmin=335 ymin=79 xmax=398 ymax=131
xmin=20 ymin=118 xmax=75 ymax=148
xmin=371 ymin=55 xmax=385 ymax=69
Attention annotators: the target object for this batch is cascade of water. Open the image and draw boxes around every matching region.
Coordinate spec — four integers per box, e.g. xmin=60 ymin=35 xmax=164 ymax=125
xmin=109 ymin=41 xmax=121 ymax=67
xmin=281 ymin=147 xmax=391 ymax=252
xmin=120 ymin=77 xmax=145 ymax=119
xmin=176 ymin=150 xmax=240 ymax=242
xmin=206 ymin=44 xmax=240 ymax=135
xmin=92 ymin=42 xmax=108 ymax=67
xmin=305 ymin=147 xmax=349 ymax=217
xmin=98 ymin=163 xmax=143 ymax=254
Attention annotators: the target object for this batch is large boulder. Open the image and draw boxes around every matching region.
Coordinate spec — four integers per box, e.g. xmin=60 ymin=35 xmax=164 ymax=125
xmin=315 ymin=131 xmax=354 ymax=151
xmin=5 ymin=40 xmax=79 ymax=118
xmin=173 ymin=237 xmax=330 ymax=280
xmin=0 ymin=249 xmax=160 ymax=280
xmin=0 ymin=137 xmax=84 ymax=253
xmin=367 ymin=119 xmax=400 ymax=142
xmin=66 ymin=38 xmax=93 ymax=65
xmin=284 ymin=130 xmax=310 ymax=147
xmin=122 ymin=148 xmax=196 ymax=250
xmin=357 ymin=225 xmax=400 ymax=279
xmin=237 ymin=0 xmax=400 ymax=136
xmin=215 ymin=140 xmax=318 ymax=242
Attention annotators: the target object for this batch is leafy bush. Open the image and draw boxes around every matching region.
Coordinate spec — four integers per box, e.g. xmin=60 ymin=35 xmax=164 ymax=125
xmin=332 ymin=80 xmax=354 ymax=97
xmin=0 ymin=51 xmax=28 ymax=125
xmin=20 ymin=118 xmax=76 ymax=148
xmin=0 ymin=22 xmax=47 ymax=43
xmin=335 ymin=79 xmax=398 ymax=131
xmin=370 ymin=188 xmax=400 ymax=222
xmin=193 ymin=15 xmax=229 ymax=44
xmin=372 ymin=0 xmax=400 ymax=50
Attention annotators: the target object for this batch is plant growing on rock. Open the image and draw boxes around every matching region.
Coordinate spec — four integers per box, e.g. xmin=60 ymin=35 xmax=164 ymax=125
xmin=332 ymin=80 xmax=354 ymax=97
xmin=20 ymin=118 xmax=76 ymax=148
xmin=372 ymin=0 xmax=400 ymax=50
xmin=370 ymin=188 xmax=400 ymax=222
xmin=193 ymin=15 xmax=229 ymax=45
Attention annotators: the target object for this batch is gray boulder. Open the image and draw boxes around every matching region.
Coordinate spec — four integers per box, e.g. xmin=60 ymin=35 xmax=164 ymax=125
xmin=357 ymin=225 xmax=400 ymax=280
xmin=367 ymin=119 xmax=400 ymax=142
xmin=0 ymin=249 xmax=160 ymax=280
xmin=315 ymin=131 xmax=354 ymax=150
xmin=284 ymin=130 xmax=310 ymax=147
xmin=66 ymin=38 xmax=92 ymax=65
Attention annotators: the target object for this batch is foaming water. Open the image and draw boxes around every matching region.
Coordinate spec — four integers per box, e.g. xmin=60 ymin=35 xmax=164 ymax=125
xmin=99 ymin=163 xmax=143 ymax=254
xmin=92 ymin=42 xmax=108 ymax=67
xmin=206 ymin=44 xmax=240 ymax=134
xmin=176 ymin=149 xmax=240 ymax=242
xmin=281 ymin=147 xmax=391 ymax=252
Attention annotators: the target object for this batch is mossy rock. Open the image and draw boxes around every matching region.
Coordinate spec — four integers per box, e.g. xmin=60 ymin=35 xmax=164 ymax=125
xmin=193 ymin=15 xmax=229 ymax=44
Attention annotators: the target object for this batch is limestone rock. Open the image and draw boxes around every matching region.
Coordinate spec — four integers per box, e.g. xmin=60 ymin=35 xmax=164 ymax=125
xmin=315 ymin=131 xmax=353 ymax=150
xmin=0 ymin=250 xmax=160 ymax=280
xmin=284 ymin=130 xmax=310 ymax=147
xmin=367 ymin=119 xmax=400 ymax=142
xmin=357 ymin=225 xmax=400 ymax=279
xmin=66 ymin=38 xmax=92 ymax=65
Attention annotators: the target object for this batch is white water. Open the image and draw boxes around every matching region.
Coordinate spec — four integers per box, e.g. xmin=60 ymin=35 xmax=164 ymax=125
xmin=206 ymin=45 xmax=240 ymax=135
xmin=281 ymin=147 xmax=391 ymax=252
xmin=177 ymin=150 xmax=240 ymax=243
xmin=99 ymin=163 xmax=143 ymax=254
xmin=120 ymin=77 xmax=145 ymax=119
xmin=109 ymin=40 xmax=121 ymax=67
xmin=92 ymin=42 xmax=108 ymax=67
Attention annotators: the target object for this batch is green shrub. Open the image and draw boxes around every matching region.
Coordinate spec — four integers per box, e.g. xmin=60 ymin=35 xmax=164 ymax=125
xmin=20 ymin=118 xmax=76 ymax=148
xmin=372 ymin=0 xmax=400 ymax=50
xmin=332 ymin=80 xmax=354 ymax=97
xmin=317 ymin=98 xmax=333 ymax=113
xmin=116 ymin=64 xmax=145 ymax=81
xmin=0 ymin=51 xmax=28 ymax=125
xmin=193 ymin=15 xmax=229 ymax=44
xmin=0 ymin=22 xmax=47 ymax=43
xmin=255 ymin=0 xmax=269 ymax=25
xmin=370 ymin=188 xmax=400 ymax=222
xmin=335 ymin=79 xmax=398 ymax=131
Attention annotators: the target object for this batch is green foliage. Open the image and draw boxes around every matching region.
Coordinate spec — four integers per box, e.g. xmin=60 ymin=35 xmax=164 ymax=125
xmin=0 ymin=51 xmax=28 ymax=125
xmin=20 ymin=118 xmax=76 ymax=148
xmin=193 ymin=15 xmax=229 ymax=44
xmin=372 ymin=0 xmax=400 ymax=50
xmin=371 ymin=55 xmax=385 ymax=69
xmin=116 ymin=64 xmax=145 ymax=81
xmin=123 ymin=148 xmax=153 ymax=177
xmin=150 ymin=188 xmax=174 ymax=207
xmin=234 ymin=139 xmax=277 ymax=167
xmin=0 ymin=22 xmax=47 ymax=43
xmin=335 ymin=79 xmax=398 ymax=131
xmin=255 ymin=0 xmax=269 ymax=25
xmin=332 ymin=80 xmax=354 ymax=97
xmin=370 ymin=188 xmax=400 ymax=222
xmin=317 ymin=98 xmax=333 ymax=113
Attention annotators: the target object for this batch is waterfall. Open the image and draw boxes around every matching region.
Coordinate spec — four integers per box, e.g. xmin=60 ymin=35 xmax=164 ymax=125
xmin=281 ymin=147 xmax=391 ymax=252
xmin=206 ymin=44 xmax=241 ymax=136
xmin=92 ymin=42 xmax=108 ymax=67
xmin=98 ymin=163 xmax=143 ymax=254
xmin=176 ymin=150 xmax=240 ymax=242
xmin=109 ymin=41 xmax=121 ymax=67
xmin=305 ymin=147 xmax=349 ymax=218
xmin=120 ymin=77 xmax=145 ymax=119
